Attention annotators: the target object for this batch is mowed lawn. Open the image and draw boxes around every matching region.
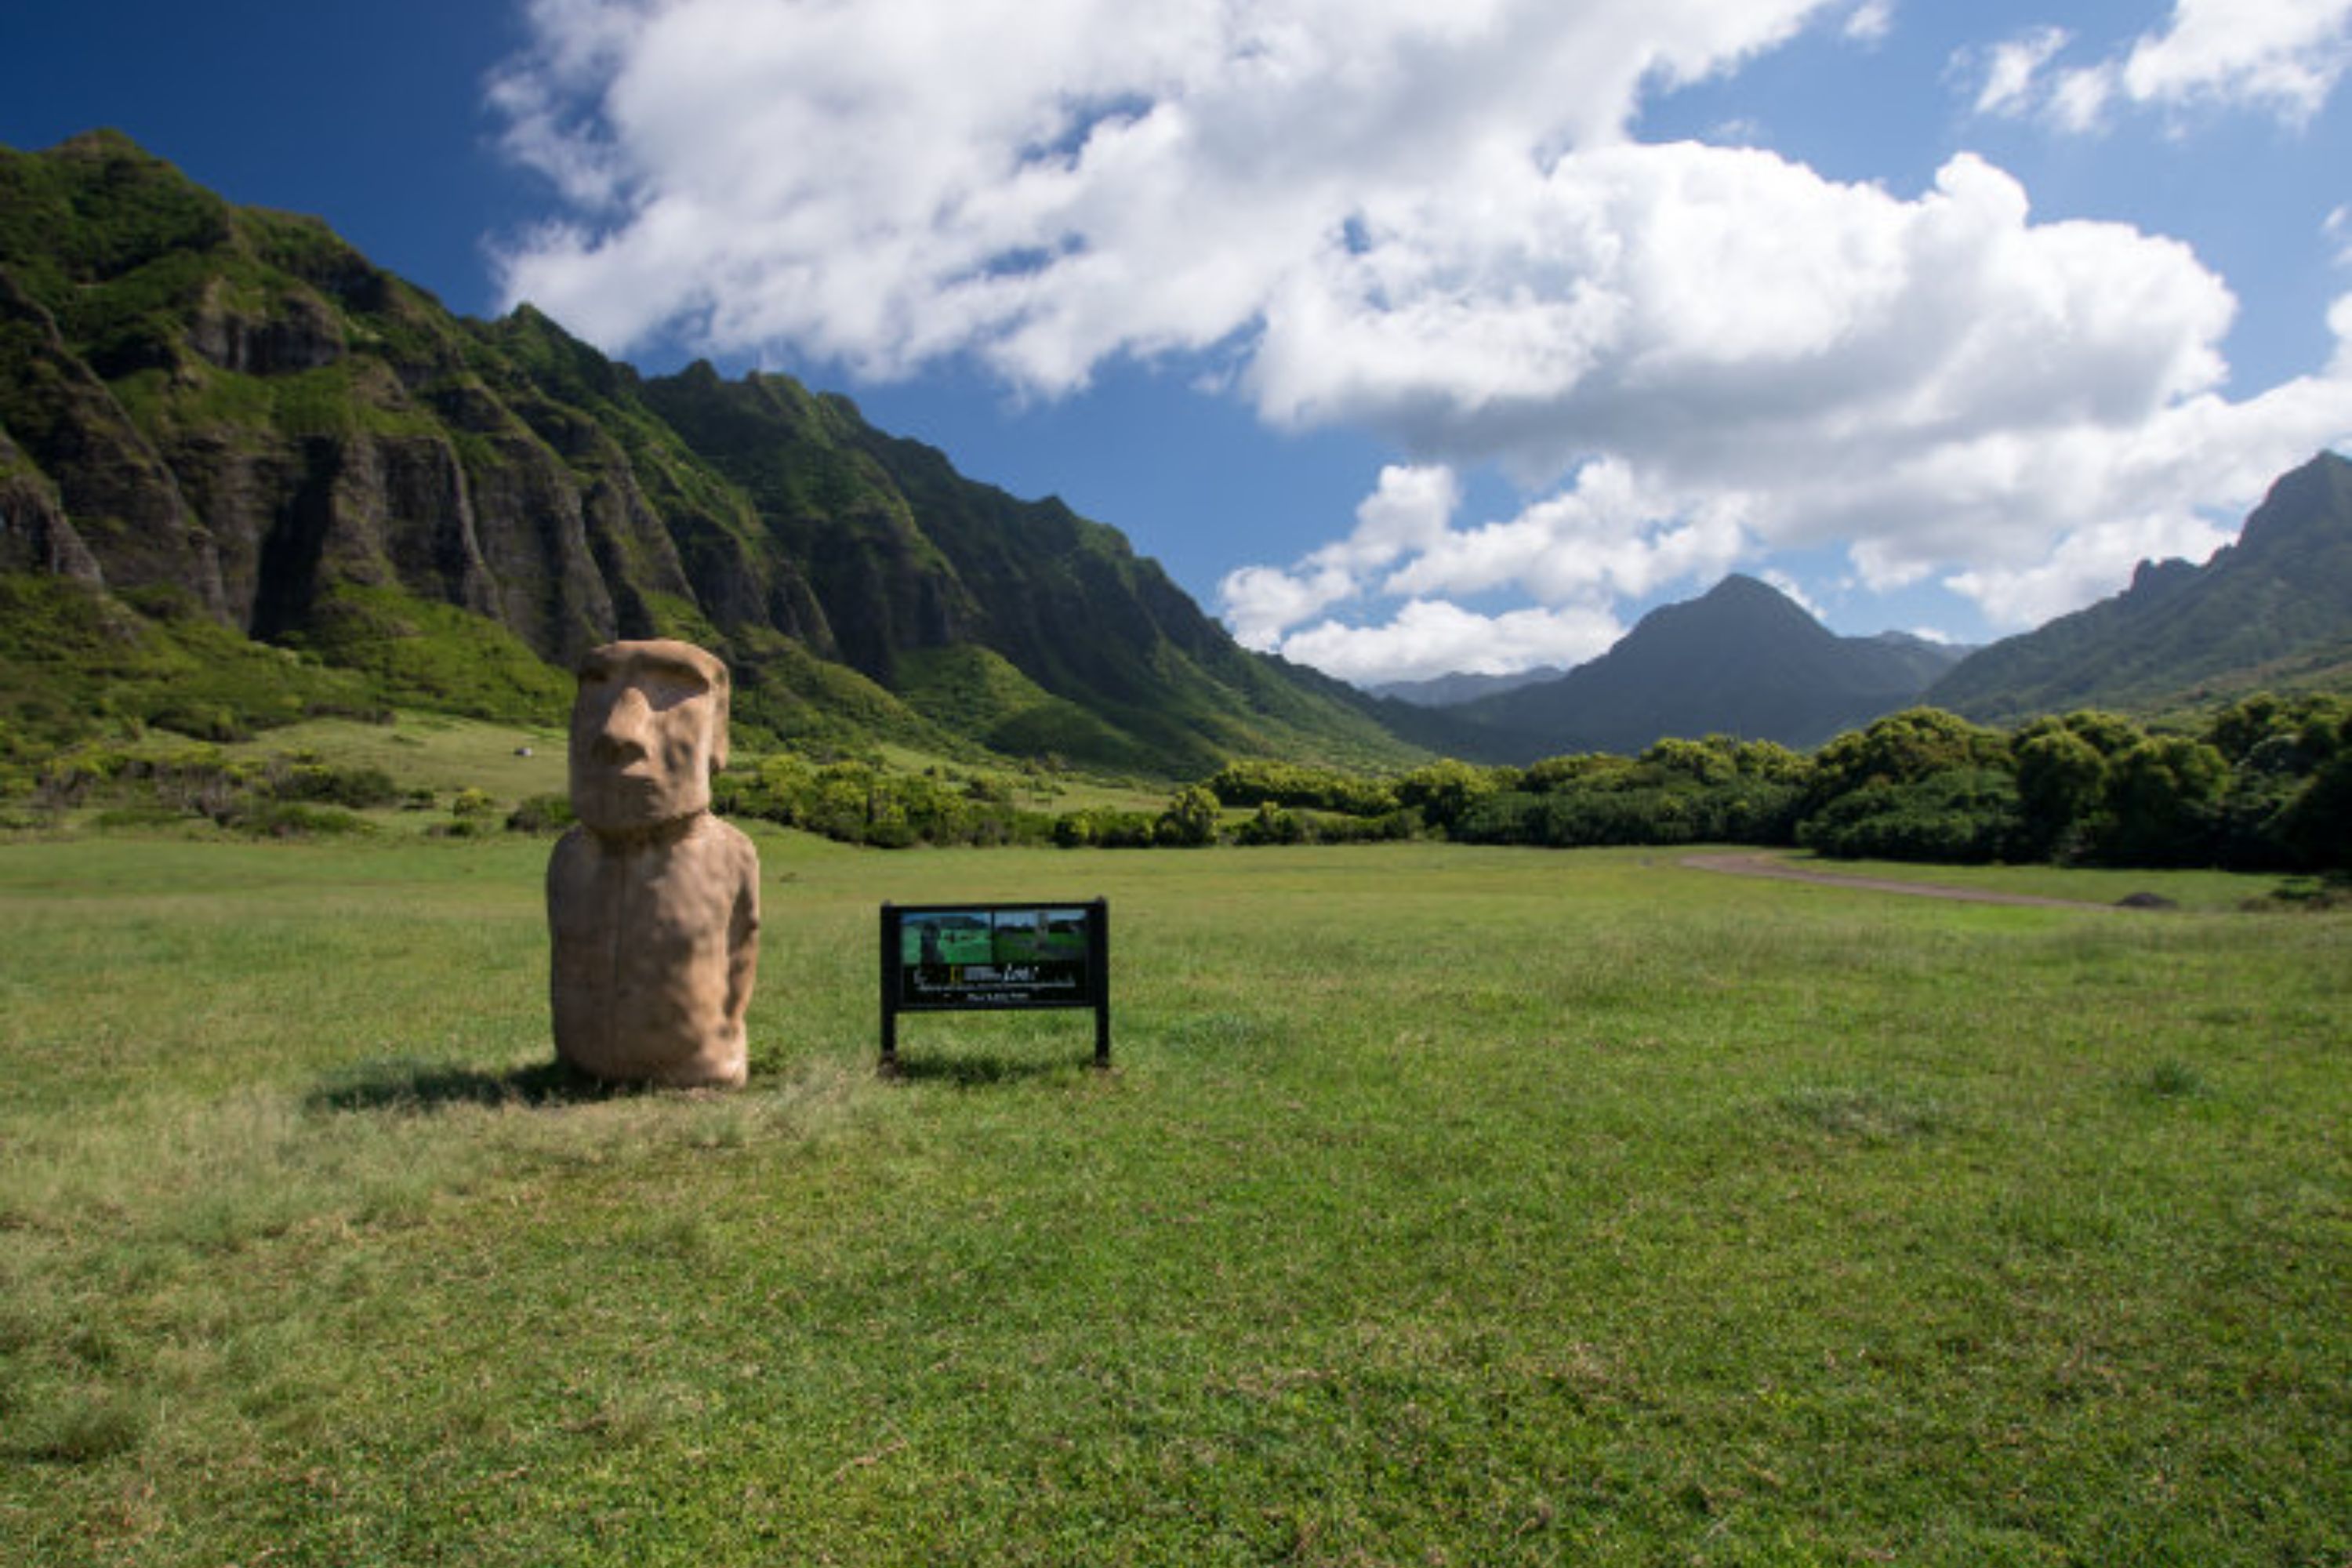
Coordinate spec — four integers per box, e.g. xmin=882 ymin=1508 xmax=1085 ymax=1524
xmin=0 ymin=832 xmax=2344 ymax=1566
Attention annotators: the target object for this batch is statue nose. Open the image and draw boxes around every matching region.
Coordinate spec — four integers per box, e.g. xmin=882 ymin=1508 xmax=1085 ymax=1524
xmin=592 ymin=686 xmax=654 ymax=763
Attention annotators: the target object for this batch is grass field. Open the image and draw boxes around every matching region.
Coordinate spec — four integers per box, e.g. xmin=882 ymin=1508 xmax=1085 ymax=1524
xmin=1 ymin=832 xmax=2344 ymax=1565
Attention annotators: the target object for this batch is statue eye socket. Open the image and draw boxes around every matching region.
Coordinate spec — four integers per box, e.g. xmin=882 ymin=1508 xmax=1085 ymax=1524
xmin=577 ymin=662 xmax=709 ymax=709
xmin=636 ymin=670 xmax=710 ymax=710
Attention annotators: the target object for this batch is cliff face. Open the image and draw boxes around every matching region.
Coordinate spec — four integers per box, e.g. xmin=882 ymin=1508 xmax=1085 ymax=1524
xmin=0 ymin=131 xmax=1414 ymax=772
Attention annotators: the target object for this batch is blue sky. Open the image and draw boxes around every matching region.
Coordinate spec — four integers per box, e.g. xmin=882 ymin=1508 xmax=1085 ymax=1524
xmin=5 ymin=1 xmax=2349 ymax=684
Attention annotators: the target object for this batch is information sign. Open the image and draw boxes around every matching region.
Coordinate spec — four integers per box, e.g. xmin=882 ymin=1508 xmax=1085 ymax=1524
xmin=880 ymin=899 xmax=1109 ymax=1068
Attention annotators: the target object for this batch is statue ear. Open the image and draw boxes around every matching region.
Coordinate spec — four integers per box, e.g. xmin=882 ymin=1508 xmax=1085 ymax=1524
xmin=710 ymin=670 xmax=731 ymax=773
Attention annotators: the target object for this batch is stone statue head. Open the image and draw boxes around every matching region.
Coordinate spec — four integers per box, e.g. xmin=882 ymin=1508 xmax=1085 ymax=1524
xmin=568 ymin=640 xmax=731 ymax=834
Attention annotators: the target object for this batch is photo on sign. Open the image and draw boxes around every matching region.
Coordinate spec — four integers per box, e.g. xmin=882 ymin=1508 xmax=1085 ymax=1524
xmin=896 ymin=906 xmax=1095 ymax=1007
xmin=899 ymin=909 xmax=1091 ymax=969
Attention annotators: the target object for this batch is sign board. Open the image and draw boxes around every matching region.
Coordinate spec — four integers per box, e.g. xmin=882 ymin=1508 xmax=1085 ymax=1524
xmin=880 ymin=899 xmax=1109 ymax=1068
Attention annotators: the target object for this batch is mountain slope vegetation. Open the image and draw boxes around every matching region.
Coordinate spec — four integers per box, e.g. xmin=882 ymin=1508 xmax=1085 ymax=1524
xmin=1436 ymin=575 xmax=1966 ymax=761
xmin=0 ymin=130 xmax=1416 ymax=776
xmin=1927 ymin=452 xmax=2352 ymax=722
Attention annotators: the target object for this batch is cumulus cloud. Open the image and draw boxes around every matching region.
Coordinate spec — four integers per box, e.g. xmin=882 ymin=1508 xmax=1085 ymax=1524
xmin=1976 ymin=0 xmax=2352 ymax=130
xmin=492 ymin=0 xmax=1839 ymax=376
xmin=488 ymin=0 xmax=2352 ymax=684
xmin=1231 ymin=459 xmax=1745 ymax=672
xmin=1271 ymin=600 xmax=1625 ymax=686
xmin=1219 ymin=463 xmax=1457 ymax=650
xmin=1222 ymin=148 xmax=2352 ymax=651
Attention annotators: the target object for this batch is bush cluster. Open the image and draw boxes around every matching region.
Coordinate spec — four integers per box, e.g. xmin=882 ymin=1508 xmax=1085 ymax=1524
xmin=1172 ymin=698 xmax=2347 ymax=872
xmin=713 ymin=755 xmax=1058 ymax=848
xmin=1202 ymin=760 xmax=1399 ymax=817
xmin=1448 ymin=739 xmax=1809 ymax=849
xmin=16 ymin=746 xmax=401 ymax=837
xmin=1435 ymin=699 xmax=2344 ymax=873
xmin=652 ymin=697 xmax=2352 ymax=872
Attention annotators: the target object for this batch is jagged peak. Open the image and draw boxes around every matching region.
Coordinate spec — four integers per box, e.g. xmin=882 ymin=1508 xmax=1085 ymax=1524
xmin=2127 ymin=557 xmax=2198 ymax=593
xmin=2235 ymin=448 xmax=2352 ymax=556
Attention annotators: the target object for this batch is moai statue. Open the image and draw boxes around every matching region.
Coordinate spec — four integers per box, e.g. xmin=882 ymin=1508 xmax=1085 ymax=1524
xmin=548 ymin=640 xmax=759 ymax=1088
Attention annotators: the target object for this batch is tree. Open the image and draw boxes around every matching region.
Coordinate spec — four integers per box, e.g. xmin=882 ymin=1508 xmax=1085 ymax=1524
xmin=1806 ymin=707 xmax=2009 ymax=809
xmin=2103 ymin=736 xmax=2228 ymax=866
xmin=2013 ymin=725 xmax=2108 ymax=858
xmin=1396 ymin=759 xmax=1504 ymax=834
xmin=1156 ymin=785 xmax=1221 ymax=847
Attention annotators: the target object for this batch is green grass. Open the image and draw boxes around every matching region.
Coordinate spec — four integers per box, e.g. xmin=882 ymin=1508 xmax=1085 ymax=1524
xmin=209 ymin=710 xmax=571 ymax=800
xmin=1756 ymin=851 xmax=2280 ymax=913
xmin=0 ymin=837 xmax=2344 ymax=1565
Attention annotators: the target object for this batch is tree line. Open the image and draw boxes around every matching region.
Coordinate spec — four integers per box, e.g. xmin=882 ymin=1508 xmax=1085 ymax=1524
xmin=18 ymin=693 xmax=2343 ymax=874
xmin=1211 ymin=697 xmax=2347 ymax=873
xmin=704 ymin=694 xmax=2346 ymax=873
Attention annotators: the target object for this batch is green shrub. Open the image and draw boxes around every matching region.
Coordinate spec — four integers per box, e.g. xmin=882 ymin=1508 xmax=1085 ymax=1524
xmin=228 ymin=801 xmax=372 ymax=838
xmin=504 ymin=793 xmax=576 ymax=833
xmin=268 ymin=762 xmax=399 ymax=809
xmin=1798 ymin=767 xmax=2022 ymax=862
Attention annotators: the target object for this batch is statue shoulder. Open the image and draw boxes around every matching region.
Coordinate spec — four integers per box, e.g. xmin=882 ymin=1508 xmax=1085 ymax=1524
xmin=546 ymin=823 xmax=597 ymax=882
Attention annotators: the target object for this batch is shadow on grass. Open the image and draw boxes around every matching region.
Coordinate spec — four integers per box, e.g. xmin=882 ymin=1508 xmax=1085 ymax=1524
xmin=309 ymin=1058 xmax=630 ymax=1114
xmin=880 ymin=1052 xmax=1104 ymax=1088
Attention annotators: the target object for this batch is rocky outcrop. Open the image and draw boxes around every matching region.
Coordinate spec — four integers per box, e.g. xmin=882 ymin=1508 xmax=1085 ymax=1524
xmin=0 ymin=432 xmax=103 ymax=586
xmin=0 ymin=267 xmax=226 ymax=615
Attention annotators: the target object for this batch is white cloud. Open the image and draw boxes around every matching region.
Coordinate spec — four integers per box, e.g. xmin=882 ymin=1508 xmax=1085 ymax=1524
xmin=1219 ymin=561 xmax=1356 ymax=652
xmin=1244 ymin=149 xmax=2240 ymax=478
xmin=1844 ymin=2 xmax=1894 ymax=45
xmin=1945 ymin=510 xmax=2232 ymax=632
xmin=490 ymin=0 xmax=2352 ymax=684
xmin=1270 ymin=600 xmax=1624 ymax=685
xmin=1218 ymin=463 xmax=1458 ymax=649
xmin=492 ymin=0 xmax=1842 ymax=378
xmin=2119 ymin=0 xmax=2352 ymax=122
xmin=1223 ymin=145 xmax=2350 ymax=650
xmin=1379 ymin=462 xmax=1751 ymax=607
xmin=1979 ymin=0 xmax=2352 ymax=130
xmin=1973 ymin=26 xmax=2071 ymax=117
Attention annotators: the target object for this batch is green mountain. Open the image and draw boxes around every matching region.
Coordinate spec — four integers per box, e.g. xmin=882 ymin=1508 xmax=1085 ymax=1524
xmin=1368 ymin=666 xmax=1567 ymax=707
xmin=0 ymin=130 xmax=1416 ymax=776
xmin=1430 ymin=574 xmax=1965 ymax=761
xmin=1925 ymin=452 xmax=2352 ymax=724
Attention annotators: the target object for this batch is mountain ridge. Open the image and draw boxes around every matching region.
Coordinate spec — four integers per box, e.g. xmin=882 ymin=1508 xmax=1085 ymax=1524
xmin=1925 ymin=452 xmax=2352 ymax=722
xmin=1414 ymin=574 xmax=1968 ymax=761
xmin=0 ymin=129 xmax=1416 ymax=776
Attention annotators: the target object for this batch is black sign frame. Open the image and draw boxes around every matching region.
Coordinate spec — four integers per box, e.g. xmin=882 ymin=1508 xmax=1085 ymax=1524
xmin=880 ymin=898 xmax=1109 ymax=1070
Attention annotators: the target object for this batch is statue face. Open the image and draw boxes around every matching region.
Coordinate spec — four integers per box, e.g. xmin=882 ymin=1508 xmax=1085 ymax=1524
xmin=568 ymin=641 xmax=730 ymax=833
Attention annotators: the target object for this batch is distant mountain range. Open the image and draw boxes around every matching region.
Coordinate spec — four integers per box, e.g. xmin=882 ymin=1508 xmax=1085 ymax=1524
xmin=1373 ymin=575 xmax=1972 ymax=762
xmin=0 ymin=130 xmax=1411 ymax=776
xmin=2 ymin=132 xmax=2347 ymax=777
xmin=1365 ymin=453 xmax=2352 ymax=761
xmin=1368 ymin=666 xmax=1567 ymax=707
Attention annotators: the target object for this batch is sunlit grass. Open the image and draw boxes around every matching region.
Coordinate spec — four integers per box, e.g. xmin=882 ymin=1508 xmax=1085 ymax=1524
xmin=2 ymin=835 xmax=2344 ymax=1564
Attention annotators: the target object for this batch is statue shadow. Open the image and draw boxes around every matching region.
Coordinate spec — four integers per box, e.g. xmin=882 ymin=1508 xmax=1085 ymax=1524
xmin=309 ymin=1058 xmax=627 ymax=1115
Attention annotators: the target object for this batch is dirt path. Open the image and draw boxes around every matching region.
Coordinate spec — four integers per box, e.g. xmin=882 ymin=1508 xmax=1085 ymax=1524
xmin=1679 ymin=852 xmax=2132 ymax=911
